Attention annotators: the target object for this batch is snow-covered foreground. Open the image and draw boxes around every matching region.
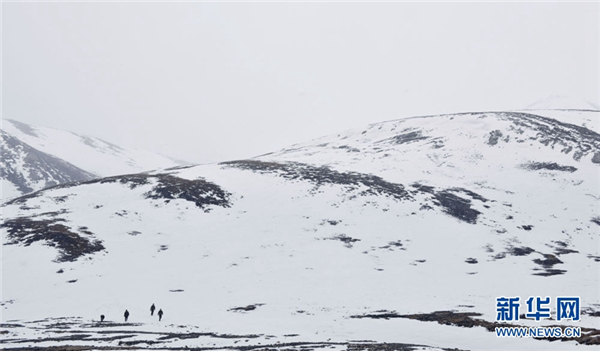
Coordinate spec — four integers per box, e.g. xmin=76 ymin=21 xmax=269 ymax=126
xmin=2 ymin=110 xmax=599 ymax=350
xmin=0 ymin=314 xmax=588 ymax=351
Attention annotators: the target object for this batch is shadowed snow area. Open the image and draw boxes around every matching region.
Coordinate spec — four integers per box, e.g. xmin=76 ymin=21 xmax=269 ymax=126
xmin=1 ymin=119 xmax=187 ymax=200
xmin=1 ymin=131 xmax=97 ymax=196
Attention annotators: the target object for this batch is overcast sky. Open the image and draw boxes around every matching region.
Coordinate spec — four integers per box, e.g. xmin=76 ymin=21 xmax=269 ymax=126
xmin=3 ymin=2 xmax=599 ymax=164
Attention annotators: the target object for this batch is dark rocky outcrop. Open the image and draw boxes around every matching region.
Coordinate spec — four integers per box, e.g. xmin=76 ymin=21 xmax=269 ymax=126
xmin=1 ymin=216 xmax=104 ymax=262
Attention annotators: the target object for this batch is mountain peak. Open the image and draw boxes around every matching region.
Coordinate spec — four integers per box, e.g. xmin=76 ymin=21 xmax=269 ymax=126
xmin=524 ymin=95 xmax=599 ymax=111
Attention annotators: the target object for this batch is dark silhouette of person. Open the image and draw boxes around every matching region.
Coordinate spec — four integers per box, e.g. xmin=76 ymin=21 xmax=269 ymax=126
xmin=124 ymin=309 xmax=130 ymax=322
xmin=100 ymin=314 xmax=105 ymax=322
xmin=150 ymin=303 xmax=156 ymax=316
xmin=158 ymin=309 xmax=163 ymax=321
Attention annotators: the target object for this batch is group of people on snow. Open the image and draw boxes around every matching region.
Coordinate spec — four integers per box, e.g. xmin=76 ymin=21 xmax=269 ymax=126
xmin=149 ymin=303 xmax=164 ymax=321
xmin=100 ymin=304 xmax=163 ymax=323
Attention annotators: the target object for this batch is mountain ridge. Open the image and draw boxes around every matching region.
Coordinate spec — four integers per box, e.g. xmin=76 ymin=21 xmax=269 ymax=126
xmin=2 ymin=109 xmax=599 ymax=350
xmin=1 ymin=119 xmax=187 ymax=199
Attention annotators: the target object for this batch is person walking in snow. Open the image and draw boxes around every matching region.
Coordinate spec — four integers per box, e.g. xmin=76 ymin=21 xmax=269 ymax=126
xmin=100 ymin=314 xmax=105 ymax=322
xmin=158 ymin=309 xmax=163 ymax=321
xmin=150 ymin=303 xmax=156 ymax=316
xmin=124 ymin=309 xmax=130 ymax=322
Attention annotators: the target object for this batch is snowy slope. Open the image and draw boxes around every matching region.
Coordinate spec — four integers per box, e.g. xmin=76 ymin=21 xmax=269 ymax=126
xmin=515 ymin=109 xmax=600 ymax=134
xmin=1 ymin=130 xmax=97 ymax=200
xmin=2 ymin=119 xmax=186 ymax=176
xmin=1 ymin=119 xmax=186 ymax=199
xmin=1 ymin=110 xmax=599 ymax=350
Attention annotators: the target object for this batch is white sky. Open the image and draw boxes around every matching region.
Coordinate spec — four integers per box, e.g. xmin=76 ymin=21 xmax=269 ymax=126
xmin=2 ymin=2 xmax=599 ymax=164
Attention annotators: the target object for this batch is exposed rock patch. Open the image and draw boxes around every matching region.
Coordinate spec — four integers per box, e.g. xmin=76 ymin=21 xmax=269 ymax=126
xmin=221 ymin=160 xmax=410 ymax=201
xmin=229 ymin=304 xmax=264 ymax=312
xmin=487 ymin=130 xmax=503 ymax=146
xmin=412 ymin=184 xmax=486 ymax=224
xmin=326 ymin=234 xmax=361 ymax=248
xmin=5 ymin=173 xmax=232 ymax=211
xmin=1 ymin=217 xmax=104 ymax=262
xmin=521 ymin=162 xmax=577 ymax=172
xmin=387 ymin=130 xmax=429 ymax=144
xmin=499 ymin=112 xmax=600 ymax=163
xmin=532 ymin=254 xmax=565 ymax=276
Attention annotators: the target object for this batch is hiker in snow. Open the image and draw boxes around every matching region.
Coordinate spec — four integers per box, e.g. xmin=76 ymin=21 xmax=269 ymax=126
xmin=100 ymin=314 xmax=105 ymax=322
xmin=158 ymin=309 xmax=164 ymax=321
xmin=124 ymin=309 xmax=130 ymax=322
xmin=150 ymin=303 xmax=156 ymax=316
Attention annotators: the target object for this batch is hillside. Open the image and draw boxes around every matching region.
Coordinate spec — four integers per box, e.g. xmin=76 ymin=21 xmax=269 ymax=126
xmin=1 ymin=110 xmax=599 ymax=350
xmin=1 ymin=119 xmax=186 ymax=199
xmin=1 ymin=130 xmax=96 ymax=198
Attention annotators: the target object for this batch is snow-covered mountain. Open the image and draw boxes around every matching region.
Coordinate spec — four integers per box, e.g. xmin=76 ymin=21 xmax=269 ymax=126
xmin=1 ymin=130 xmax=97 ymax=198
xmin=1 ymin=110 xmax=599 ymax=350
xmin=1 ymin=119 xmax=186 ymax=199
xmin=524 ymin=95 xmax=599 ymax=111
